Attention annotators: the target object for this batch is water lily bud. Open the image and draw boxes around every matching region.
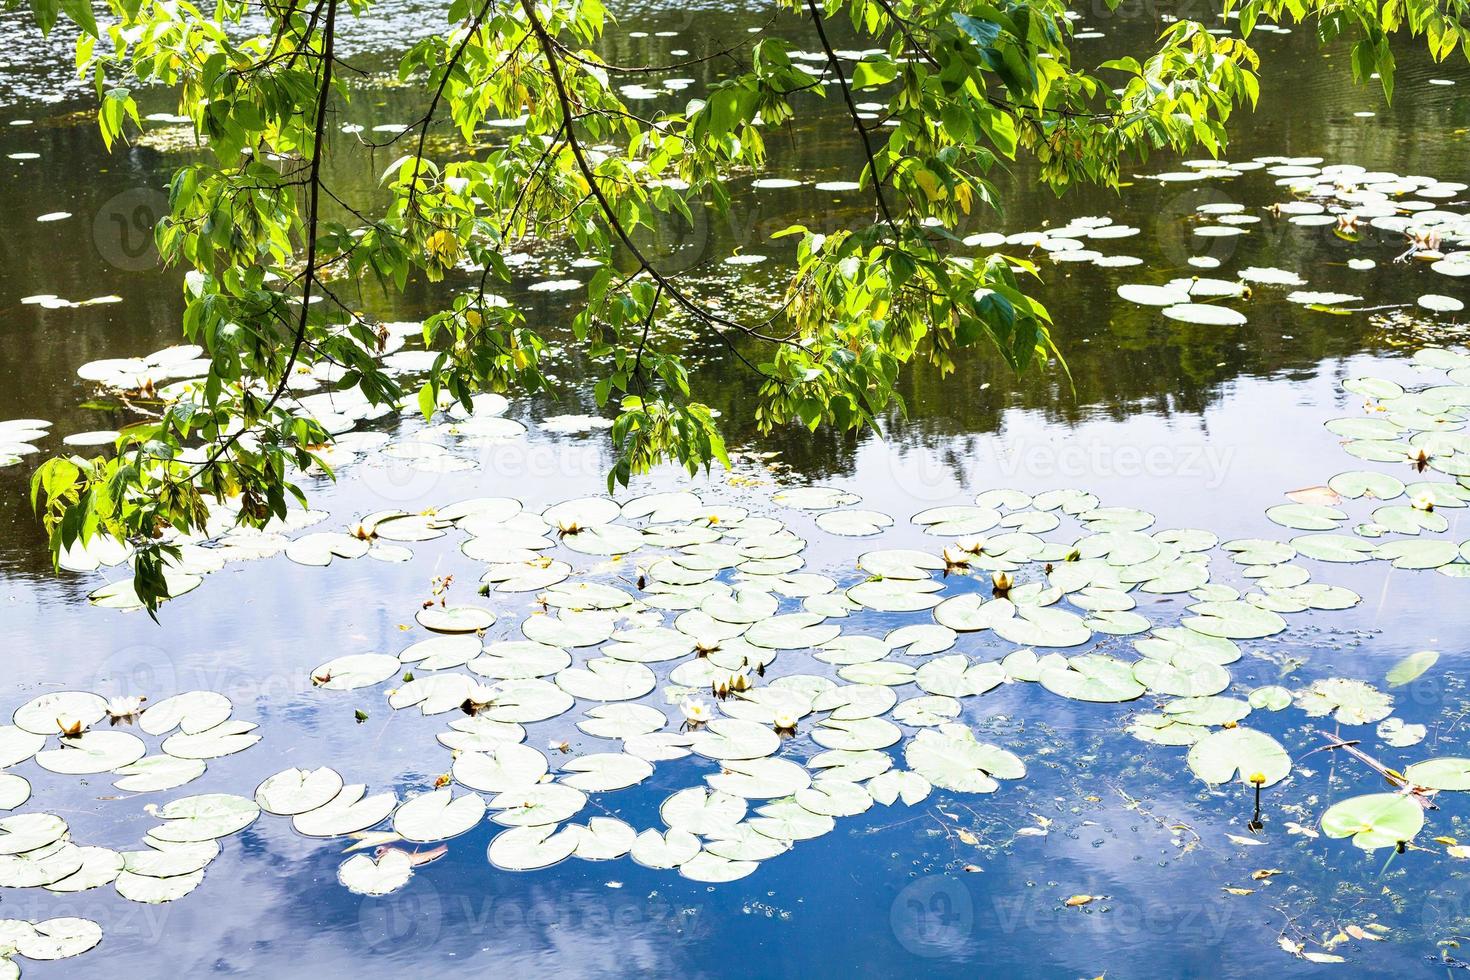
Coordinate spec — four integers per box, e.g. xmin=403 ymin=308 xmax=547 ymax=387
xmin=991 ymin=571 xmax=1013 ymax=597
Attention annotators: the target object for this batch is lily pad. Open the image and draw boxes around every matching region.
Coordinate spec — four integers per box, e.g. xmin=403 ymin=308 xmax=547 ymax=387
xmin=1186 ymin=727 xmax=1291 ymax=786
xmin=1320 ymin=793 xmax=1423 ymax=850
xmin=904 ymin=724 xmax=1025 ymax=793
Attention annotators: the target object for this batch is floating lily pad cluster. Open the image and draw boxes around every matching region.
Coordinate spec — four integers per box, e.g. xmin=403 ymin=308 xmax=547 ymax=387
xmin=239 ymin=475 xmax=1395 ymax=891
xmin=0 ymin=690 xmax=260 ymax=917
xmin=1108 ymin=156 xmax=1470 ymax=325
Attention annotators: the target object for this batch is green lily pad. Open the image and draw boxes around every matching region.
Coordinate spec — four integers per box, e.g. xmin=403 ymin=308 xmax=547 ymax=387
xmin=1320 ymin=793 xmax=1423 ymax=850
xmin=904 ymin=724 xmax=1025 ymax=793
xmin=1186 ymin=727 xmax=1291 ymax=786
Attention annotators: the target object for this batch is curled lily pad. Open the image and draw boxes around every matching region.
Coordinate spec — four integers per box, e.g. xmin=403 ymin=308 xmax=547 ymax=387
xmin=1320 ymin=793 xmax=1423 ymax=850
xmin=1387 ymin=650 xmax=1439 ymax=687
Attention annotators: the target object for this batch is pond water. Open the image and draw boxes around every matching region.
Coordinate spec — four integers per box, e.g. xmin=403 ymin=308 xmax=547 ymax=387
xmin=1 ymin=2 xmax=1470 ymax=977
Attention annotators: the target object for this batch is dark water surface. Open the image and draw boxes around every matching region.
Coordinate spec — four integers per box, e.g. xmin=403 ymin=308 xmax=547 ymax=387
xmin=1 ymin=3 xmax=1470 ymax=978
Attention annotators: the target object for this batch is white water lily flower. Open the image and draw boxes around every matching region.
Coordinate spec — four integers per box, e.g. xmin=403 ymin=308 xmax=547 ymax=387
xmin=1411 ymin=491 xmax=1435 ymax=512
xmin=772 ymin=709 xmax=798 ymax=732
xmin=680 ymin=698 xmax=712 ymax=724
xmin=107 ymin=695 xmax=146 ymax=722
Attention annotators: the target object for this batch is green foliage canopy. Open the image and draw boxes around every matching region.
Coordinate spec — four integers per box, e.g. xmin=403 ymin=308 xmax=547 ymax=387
xmin=13 ymin=0 xmax=1469 ymax=610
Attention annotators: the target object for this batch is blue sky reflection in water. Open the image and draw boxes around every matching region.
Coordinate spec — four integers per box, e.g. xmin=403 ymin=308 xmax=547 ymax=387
xmin=0 ymin=1 xmax=1469 ymax=978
